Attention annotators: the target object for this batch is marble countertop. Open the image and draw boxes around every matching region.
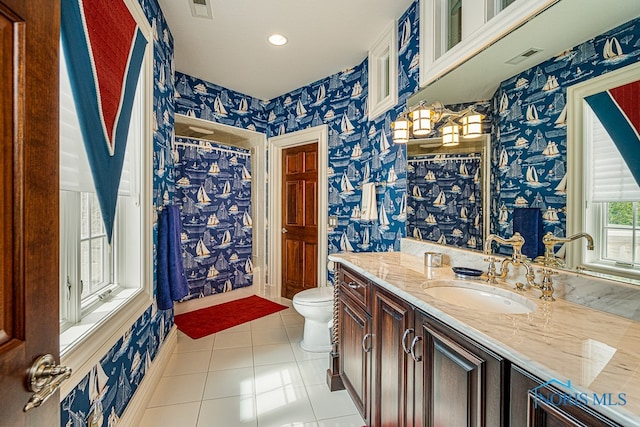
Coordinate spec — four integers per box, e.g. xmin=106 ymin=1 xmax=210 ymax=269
xmin=329 ymin=252 xmax=640 ymax=426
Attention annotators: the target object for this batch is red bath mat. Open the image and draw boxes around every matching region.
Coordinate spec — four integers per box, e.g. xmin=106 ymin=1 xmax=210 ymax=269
xmin=174 ymin=295 xmax=288 ymax=339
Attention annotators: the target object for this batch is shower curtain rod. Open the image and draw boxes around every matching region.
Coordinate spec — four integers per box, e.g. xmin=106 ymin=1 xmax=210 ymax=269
xmin=173 ymin=138 xmax=251 ymax=156
xmin=408 ymin=154 xmax=480 ymax=163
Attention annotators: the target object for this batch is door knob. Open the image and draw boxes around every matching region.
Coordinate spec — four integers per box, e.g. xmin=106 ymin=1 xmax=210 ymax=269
xmin=281 ymin=227 xmax=288 ymax=234
xmin=23 ymin=354 xmax=72 ymax=412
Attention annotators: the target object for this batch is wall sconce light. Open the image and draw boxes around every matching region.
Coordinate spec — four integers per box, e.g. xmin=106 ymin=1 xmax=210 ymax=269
xmin=391 ymin=101 xmax=483 ymax=145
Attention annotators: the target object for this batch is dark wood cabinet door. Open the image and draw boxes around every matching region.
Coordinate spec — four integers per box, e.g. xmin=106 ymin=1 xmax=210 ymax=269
xmin=281 ymin=142 xmax=318 ymax=299
xmin=414 ymin=310 xmax=507 ymax=427
xmin=338 ymin=291 xmax=372 ymax=424
xmin=510 ymin=365 xmax=620 ymax=427
xmin=371 ymin=286 xmax=414 ymax=427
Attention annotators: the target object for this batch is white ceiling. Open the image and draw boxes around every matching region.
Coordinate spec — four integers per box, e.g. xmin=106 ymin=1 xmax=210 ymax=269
xmin=157 ymin=0 xmax=414 ymax=101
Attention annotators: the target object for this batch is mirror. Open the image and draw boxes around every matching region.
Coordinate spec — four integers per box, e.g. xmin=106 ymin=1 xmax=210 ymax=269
xmin=404 ymin=8 xmax=640 ymax=284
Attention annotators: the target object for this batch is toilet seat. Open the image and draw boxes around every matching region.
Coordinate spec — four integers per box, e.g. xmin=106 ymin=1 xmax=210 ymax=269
xmin=293 ymin=287 xmax=333 ymax=305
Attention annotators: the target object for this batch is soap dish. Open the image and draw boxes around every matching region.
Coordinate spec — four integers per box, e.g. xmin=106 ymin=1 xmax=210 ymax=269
xmin=452 ymin=267 xmax=484 ymax=278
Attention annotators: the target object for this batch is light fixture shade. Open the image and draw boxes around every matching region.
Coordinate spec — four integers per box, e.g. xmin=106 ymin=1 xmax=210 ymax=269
xmin=441 ymin=120 xmax=459 ymax=146
xmin=392 ymin=116 xmax=410 ymax=144
xmin=461 ymin=113 xmax=482 ymax=138
xmin=411 ymin=107 xmax=432 ymax=136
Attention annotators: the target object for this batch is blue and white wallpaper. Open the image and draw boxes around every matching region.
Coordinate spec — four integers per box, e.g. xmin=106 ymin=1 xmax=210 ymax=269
xmin=61 ymin=0 xmax=177 ymax=425
xmin=408 ymin=154 xmax=483 ymax=250
xmin=174 ymin=137 xmax=253 ymax=299
xmin=494 ymin=16 xmax=640 ymax=241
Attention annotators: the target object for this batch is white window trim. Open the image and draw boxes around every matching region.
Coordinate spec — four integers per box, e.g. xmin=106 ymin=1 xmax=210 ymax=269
xmin=566 ymin=60 xmax=640 ymax=279
xmin=419 ymin=0 xmax=556 ymax=89
xmin=368 ymin=20 xmax=398 ymax=120
xmin=59 ymin=0 xmax=155 ymax=396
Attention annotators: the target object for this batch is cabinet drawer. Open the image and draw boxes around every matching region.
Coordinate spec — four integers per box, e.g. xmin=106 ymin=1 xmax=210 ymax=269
xmin=339 ymin=267 xmax=371 ymax=312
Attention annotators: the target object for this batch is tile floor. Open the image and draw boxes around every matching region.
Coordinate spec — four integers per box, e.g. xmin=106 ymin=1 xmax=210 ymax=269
xmin=140 ymin=287 xmax=365 ymax=427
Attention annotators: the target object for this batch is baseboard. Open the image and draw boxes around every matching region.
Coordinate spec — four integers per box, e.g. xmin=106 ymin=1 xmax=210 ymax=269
xmin=118 ymin=326 xmax=178 ymax=426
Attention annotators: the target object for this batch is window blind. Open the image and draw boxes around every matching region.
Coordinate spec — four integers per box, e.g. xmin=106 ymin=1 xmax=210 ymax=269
xmin=586 ymin=102 xmax=640 ymax=202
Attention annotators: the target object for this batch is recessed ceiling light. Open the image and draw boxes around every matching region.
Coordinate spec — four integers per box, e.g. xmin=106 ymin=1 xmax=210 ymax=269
xmin=268 ymin=34 xmax=288 ymax=46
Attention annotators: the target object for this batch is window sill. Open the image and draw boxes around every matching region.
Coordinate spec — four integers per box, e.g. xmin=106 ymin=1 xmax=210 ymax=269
xmin=60 ymin=287 xmax=152 ymax=397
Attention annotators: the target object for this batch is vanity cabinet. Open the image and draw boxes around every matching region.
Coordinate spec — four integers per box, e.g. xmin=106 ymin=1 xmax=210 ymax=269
xmin=413 ymin=308 xmax=507 ymax=427
xmin=510 ymin=365 xmax=620 ymax=427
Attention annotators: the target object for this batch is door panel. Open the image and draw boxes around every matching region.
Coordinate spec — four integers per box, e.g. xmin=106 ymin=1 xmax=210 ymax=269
xmin=281 ymin=142 xmax=318 ymax=299
xmin=0 ymin=0 xmax=60 ymax=425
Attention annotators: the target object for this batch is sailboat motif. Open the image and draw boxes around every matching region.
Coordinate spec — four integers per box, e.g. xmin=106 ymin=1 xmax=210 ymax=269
xmin=341 ymin=114 xmax=355 ymax=135
xmin=378 ymin=203 xmax=390 ymax=229
xmin=244 ymin=258 xmax=253 ymax=275
xmin=242 ymin=211 xmax=253 ymax=227
xmin=400 ymin=18 xmax=411 ymax=51
xmin=460 ymin=207 xmax=468 ymax=220
xmin=379 ymin=132 xmax=391 ymax=155
xmin=197 ymin=185 xmax=212 ymax=205
xmin=499 ymin=92 xmax=509 ymax=113
xmin=526 ymin=166 xmax=539 ymax=185
xmin=412 ymin=185 xmax=423 ymax=199
xmin=543 ymin=208 xmax=560 ymax=222
xmin=425 ymin=213 xmax=437 ymax=224
xmin=526 ymin=105 xmax=539 ymax=122
xmin=156 ymin=149 xmax=165 ymax=176
xmin=220 ymin=230 xmax=232 ymax=246
xmin=241 ymin=165 xmax=252 ymax=181
xmin=499 ymin=205 xmax=508 ymax=223
xmin=341 ymin=172 xmax=355 ymax=194
xmin=351 ymin=143 xmax=363 ymax=159
xmin=387 ymin=166 xmax=398 ymax=184
xmin=459 ymin=162 xmax=469 ymax=176
xmin=554 ymin=105 xmax=567 ymax=127
xmin=207 ymin=214 xmax=220 ymax=227
xmin=362 ymin=162 xmax=371 ymax=183
xmin=413 ymin=227 xmax=423 ymax=240
xmin=214 ymin=95 xmax=228 ymax=116
xmin=397 ymin=193 xmax=407 ymax=221
xmin=360 ymin=228 xmax=371 ymax=249
xmin=603 ymin=37 xmax=623 ymax=59
xmin=499 ymin=149 xmax=509 ymax=168
xmin=542 ymin=75 xmax=559 ymax=92
xmin=315 ymin=84 xmax=326 ymax=104
xmin=542 ymin=141 xmax=560 ymax=157
xmin=515 ymin=196 xmax=528 ymax=206
xmin=296 ymin=99 xmax=307 ymax=117
xmin=437 ymin=234 xmax=447 ymax=245
xmin=433 ymin=191 xmax=446 ymax=207
xmin=196 ymin=239 xmax=211 ymax=257
xmin=220 ymin=181 xmax=232 ymax=198
xmin=351 ymin=81 xmax=363 ymax=98
xmin=467 ymin=236 xmax=477 ymax=248
xmin=351 ymin=205 xmax=361 ymax=220
xmin=340 ymin=232 xmax=355 ymax=252
xmin=424 ymin=170 xmax=436 ymax=182
xmin=207 ymin=265 xmax=219 ymax=279
xmin=555 ymin=175 xmax=567 ymax=194
xmin=238 ymin=98 xmax=248 ymax=114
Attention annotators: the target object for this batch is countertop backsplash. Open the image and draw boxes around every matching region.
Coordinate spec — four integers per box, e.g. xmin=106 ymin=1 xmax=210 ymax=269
xmin=400 ymin=238 xmax=640 ymax=321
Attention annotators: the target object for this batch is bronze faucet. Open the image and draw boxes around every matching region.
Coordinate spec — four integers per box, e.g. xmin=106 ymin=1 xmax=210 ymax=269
xmin=483 ymin=233 xmax=536 ymax=288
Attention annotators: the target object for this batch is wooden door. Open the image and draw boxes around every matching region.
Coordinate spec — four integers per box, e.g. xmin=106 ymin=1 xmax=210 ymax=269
xmin=371 ymin=286 xmax=413 ymax=427
xmin=281 ymin=142 xmax=318 ymax=299
xmin=0 ymin=0 xmax=60 ymax=425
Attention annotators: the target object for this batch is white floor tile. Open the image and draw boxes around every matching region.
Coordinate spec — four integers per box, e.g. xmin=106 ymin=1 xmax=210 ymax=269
xmin=175 ymin=331 xmax=215 ymax=353
xmin=213 ymin=330 xmax=252 ymax=349
xmin=251 ymin=312 xmax=285 ymax=330
xmin=203 ymin=367 xmax=255 ymax=399
xmin=251 ymin=325 xmax=290 ymax=346
xmin=297 ymin=358 xmax=330 ymax=387
xmin=148 ymin=373 xmax=207 ymax=407
xmin=255 ymin=385 xmax=317 ymax=427
xmin=209 ymin=346 xmax=254 ymax=371
xmin=291 ymin=341 xmax=328 ymax=361
xmin=281 ymin=311 xmax=305 ymax=326
xmin=163 ymin=350 xmax=212 ymax=376
xmin=254 ymin=362 xmax=305 ymax=394
xmin=216 ymin=321 xmax=252 ymax=334
xmin=285 ymin=324 xmax=304 ymax=342
xmin=253 ymin=343 xmax=296 ymax=366
xmin=316 ymin=414 xmax=366 ymax=427
xmin=306 ymin=385 xmax=359 ymax=420
xmin=139 ymin=402 xmax=201 ymax=427
xmin=198 ymin=395 xmax=258 ymax=427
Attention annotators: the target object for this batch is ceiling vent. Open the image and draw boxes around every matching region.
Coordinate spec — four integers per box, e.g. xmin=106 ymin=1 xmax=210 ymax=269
xmin=189 ymin=0 xmax=213 ymax=20
xmin=506 ymin=48 xmax=542 ymax=65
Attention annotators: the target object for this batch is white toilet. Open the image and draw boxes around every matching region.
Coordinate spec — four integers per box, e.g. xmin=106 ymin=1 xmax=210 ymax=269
xmin=292 ymin=286 xmax=334 ymax=352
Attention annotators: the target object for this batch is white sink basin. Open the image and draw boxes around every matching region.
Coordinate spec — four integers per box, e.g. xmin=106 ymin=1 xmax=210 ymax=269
xmin=423 ymin=280 xmax=536 ymax=314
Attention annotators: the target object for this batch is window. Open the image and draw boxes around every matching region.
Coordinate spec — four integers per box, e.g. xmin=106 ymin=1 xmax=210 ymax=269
xmin=59 ymin=0 xmax=153 ymax=366
xmin=447 ymin=0 xmax=463 ymax=50
xmin=368 ymin=21 xmax=398 ymax=120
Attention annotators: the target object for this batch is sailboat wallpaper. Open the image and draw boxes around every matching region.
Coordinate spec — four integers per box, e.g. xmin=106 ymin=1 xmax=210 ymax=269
xmin=493 ymin=16 xmax=640 ymax=241
xmin=408 ymin=154 xmax=483 ymax=250
xmin=173 ymin=136 xmax=253 ymax=299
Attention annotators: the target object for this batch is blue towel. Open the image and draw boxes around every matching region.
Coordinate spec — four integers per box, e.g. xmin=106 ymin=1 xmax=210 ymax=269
xmin=156 ymin=205 xmax=188 ymax=310
xmin=513 ymin=208 xmax=544 ymax=259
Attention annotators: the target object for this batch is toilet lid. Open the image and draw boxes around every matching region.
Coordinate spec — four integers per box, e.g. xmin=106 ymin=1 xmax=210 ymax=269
xmin=294 ymin=287 xmax=334 ymax=303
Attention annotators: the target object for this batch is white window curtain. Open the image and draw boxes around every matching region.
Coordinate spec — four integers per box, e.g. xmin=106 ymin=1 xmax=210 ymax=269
xmin=586 ymin=101 xmax=640 ymax=202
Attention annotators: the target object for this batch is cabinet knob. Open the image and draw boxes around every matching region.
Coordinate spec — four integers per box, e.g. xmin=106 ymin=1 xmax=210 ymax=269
xmin=410 ymin=336 xmax=423 ymax=362
xmin=346 ymin=281 xmax=360 ymax=289
xmin=401 ymin=328 xmax=415 ymax=354
xmin=362 ymin=333 xmax=373 ymax=353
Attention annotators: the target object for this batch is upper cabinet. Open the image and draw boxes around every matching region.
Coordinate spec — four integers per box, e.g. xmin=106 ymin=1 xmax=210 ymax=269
xmin=415 ymin=0 xmax=640 ymax=105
